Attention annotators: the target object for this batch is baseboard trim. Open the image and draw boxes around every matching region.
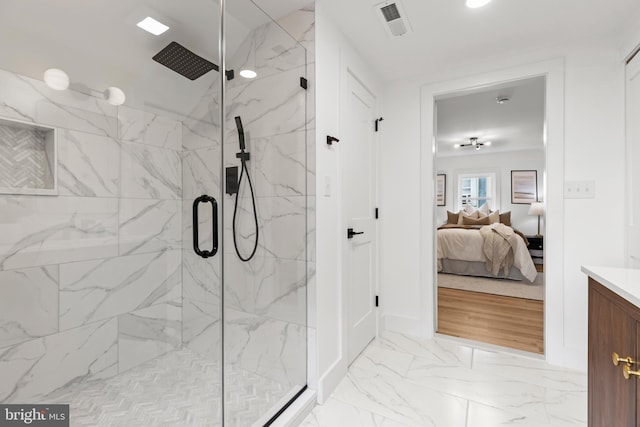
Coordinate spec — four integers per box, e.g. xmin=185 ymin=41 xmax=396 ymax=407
xmin=316 ymin=357 xmax=347 ymax=403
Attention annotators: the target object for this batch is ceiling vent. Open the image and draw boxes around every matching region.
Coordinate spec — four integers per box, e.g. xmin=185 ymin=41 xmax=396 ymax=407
xmin=375 ymin=1 xmax=412 ymax=38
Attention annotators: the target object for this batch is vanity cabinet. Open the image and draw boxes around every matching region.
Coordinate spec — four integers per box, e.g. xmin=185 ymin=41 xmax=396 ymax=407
xmin=588 ymin=278 xmax=638 ymax=426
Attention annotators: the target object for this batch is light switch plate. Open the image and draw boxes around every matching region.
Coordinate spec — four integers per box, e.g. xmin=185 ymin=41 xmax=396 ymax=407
xmin=323 ymin=175 xmax=331 ymax=197
xmin=564 ymin=181 xmax=595 ymax=199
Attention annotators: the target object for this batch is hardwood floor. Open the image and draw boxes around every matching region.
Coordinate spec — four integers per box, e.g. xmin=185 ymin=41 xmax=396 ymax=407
xmin=437 ymin=287 xmax=544 ymax=354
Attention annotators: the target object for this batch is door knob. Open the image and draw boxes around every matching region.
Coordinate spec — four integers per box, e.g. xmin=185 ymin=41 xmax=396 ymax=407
xmin=347 ymin=228 xmax=364 ymax=239
xmin=612 ymin=352 xmax=636 ymax=366
xmin=623 ymin=364 xmax=640 ymax=380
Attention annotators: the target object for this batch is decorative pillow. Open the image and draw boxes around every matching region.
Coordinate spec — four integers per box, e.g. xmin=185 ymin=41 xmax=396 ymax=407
xmin=488 ymin=210 xmax=500 ymax=224
xmin=478 ymin=203 xmax=490 ymax=216
xmin=499 ymin=211 xmax=512 ymax=226
xmin=463 ymin=215 xmax=491 ymax=226
xmin=446 ymin=211 xmax=459 ymax=224
xmin=458 ymin=210 xmax=479 ymax=224
xmin=463 ymin=204 xmax=476 ymax=215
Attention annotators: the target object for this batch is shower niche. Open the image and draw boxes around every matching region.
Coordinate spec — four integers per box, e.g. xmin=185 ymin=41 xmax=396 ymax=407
xmin=0 ymin=117 xmax=57 ymax=196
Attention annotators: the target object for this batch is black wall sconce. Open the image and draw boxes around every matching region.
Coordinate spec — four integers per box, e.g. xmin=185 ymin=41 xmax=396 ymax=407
xmin=327 ymin=135 xmax=339 ymax=145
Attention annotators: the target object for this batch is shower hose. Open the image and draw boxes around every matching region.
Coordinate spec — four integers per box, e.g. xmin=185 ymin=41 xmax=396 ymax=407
xmin=232 ymin=153 xmax=259 ymax=262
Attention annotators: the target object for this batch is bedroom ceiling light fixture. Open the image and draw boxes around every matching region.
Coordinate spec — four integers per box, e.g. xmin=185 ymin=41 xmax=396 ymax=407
xmin=137 ymin=17 xmax=169 ymax=36
xmin=457 ymin=137 xmax=491 ymax=150
xmin=466 ymin=0 xmax=492 ymax=9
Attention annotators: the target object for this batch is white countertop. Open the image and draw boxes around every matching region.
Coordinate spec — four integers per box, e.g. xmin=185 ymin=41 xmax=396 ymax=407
xmin=582 ymin=266 xmax=640 ymax=308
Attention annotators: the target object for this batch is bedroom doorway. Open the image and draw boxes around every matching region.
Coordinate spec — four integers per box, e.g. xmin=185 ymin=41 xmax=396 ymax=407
xmin=434 ymin=76 xmax=546 ymax=354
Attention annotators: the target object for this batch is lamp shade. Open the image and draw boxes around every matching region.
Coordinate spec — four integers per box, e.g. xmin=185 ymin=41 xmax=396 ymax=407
xmin=528 ymin=202 xmax=545 ymax=216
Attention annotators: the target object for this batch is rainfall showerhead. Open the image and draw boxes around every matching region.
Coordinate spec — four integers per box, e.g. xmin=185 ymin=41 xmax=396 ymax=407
xmin=152 ymin=42 xmax=218 ymax=80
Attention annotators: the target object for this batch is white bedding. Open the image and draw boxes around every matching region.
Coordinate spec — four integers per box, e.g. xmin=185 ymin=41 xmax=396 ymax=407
xmin=437 ymin=227 xmax=538 ymax=282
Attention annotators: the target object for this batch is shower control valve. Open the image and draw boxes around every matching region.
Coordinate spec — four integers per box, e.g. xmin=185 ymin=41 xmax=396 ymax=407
xmin=236 ymin=151 xmax=250 ymax=161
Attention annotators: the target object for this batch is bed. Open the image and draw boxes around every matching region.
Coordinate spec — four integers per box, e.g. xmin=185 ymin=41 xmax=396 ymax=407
xmin=437 ymin=222 xmax=538 ymax=283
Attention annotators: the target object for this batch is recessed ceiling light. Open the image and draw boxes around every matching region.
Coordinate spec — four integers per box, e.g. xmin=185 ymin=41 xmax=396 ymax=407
xmin=239 ymin=69 xmax=257 ymax=79
xmin=137 ymin=17 xmax=169 ymax=36
xmin=496 ymin=96 xmax=510 ymax=104
xmin=466 ymin=0 xmax=491 ymax=8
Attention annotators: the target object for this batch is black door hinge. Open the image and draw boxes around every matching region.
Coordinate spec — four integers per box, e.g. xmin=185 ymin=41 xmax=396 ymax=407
xmin=300 ymin=77 xmax=308 ymax=90
xmin=375 ymin=208 xmax=379 ymax=219
xmin=375 ymin=295 xmax=379 ymax=307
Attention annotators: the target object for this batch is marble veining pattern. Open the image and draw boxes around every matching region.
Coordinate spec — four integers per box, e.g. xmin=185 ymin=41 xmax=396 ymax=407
xmin=0 ymin=266 xmax=59 ymax=349
xmin=118 ymin=300 xmax=182 ymax=373
xmin=59 ymin=250 xmax=181 ymax=331
xmin=0 ymin=318 xmax=118 ymax=403
xmin=58 ymin=129 xmax=120 ymax=198
xmin=225 ymin=309 xmax=307 ymax=387
xmin=302 ymin=331 xmax=587 ymax=427
xmin=225 ymin=65 xmax=307 ymax=140
xmin=183 ymin=298 xmax=221 ymax=359
xmin=118 ymin=106 xmax=181 ymax=150
xmin=0 ymin=196 xmax=118 ymax=270
xmin=118 ymin=198 xmax=181 ymax=255
xmin=120 ymin=142 xmax=181 ymax=200
xmin=182 ymin=250 xmax=221 ymax=306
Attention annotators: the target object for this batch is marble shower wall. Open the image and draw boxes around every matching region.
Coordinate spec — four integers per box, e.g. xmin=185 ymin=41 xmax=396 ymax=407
xmin=0 ymin=69 xmax=184 ymax=403
xmin=222 ymin=5 xmax=315 ymax=389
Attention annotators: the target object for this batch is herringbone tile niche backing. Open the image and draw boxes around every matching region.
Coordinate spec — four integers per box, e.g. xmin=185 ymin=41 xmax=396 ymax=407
xmin=0 ymin=118 xmax=55 ymax=193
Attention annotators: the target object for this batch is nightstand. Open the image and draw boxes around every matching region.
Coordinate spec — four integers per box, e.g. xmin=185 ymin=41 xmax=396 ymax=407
xmin=526 ymin=235 xmax=543 ymax=272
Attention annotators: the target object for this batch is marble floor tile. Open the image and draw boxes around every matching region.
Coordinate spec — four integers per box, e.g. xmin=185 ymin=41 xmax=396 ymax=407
xmin=332 ymin=367 xmax=468 ymax=427
xmin=300 ymin=397 xmax=413 ymax=427
xmin=303 ymin=331 xmax=587 ymax=427
xmin=373 ymin=331 xmax=474 ymax=368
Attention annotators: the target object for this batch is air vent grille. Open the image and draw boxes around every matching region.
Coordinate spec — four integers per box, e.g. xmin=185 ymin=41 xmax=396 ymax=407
xmin=375 ymin=1 xmax=412 ymax=38
xmin=380 ymin=4 xmax=401 ymax=22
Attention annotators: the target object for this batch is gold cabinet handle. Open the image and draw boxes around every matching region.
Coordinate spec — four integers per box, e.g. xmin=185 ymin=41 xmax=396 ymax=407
xmin=623 ymin=364 xmax=640 ymax=380
xmin=612 ymin=352 xmax=636 ymax=366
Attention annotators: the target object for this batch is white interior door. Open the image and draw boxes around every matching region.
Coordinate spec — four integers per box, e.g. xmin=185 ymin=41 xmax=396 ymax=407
xmin=343 ymin=71 xmax=377 ymax=364
xmin=626 ymin=53 xmax=640 ymax=267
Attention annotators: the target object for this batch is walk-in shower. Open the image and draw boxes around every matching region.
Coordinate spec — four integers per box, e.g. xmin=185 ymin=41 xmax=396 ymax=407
xmin=0 ymin=0 xmax=310 ymax=425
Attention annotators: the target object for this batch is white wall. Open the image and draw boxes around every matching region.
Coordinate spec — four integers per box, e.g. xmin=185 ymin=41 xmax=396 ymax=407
xmin=379 ymin=37 xmax=627 ymax=370
xmin=436 ymin=149 xmax=545 ymax=236
xmin=314 ymin=1 xmax=383 ymax=401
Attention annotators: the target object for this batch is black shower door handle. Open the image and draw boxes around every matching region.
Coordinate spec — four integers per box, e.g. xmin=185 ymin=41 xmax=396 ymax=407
xmin=193 ymin=195 xmax=218 ymax=258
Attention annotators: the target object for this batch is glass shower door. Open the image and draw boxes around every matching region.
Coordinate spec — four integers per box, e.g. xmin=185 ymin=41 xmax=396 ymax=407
xmin=0 ymin=0 xmax=225 ymax=425
xmin=222 ymin=1 xmax=308 ymax=425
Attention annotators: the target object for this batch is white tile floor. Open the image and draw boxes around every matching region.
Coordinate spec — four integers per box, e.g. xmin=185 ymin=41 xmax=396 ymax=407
xmin=301 ymin=332 xmax=587 ymax=427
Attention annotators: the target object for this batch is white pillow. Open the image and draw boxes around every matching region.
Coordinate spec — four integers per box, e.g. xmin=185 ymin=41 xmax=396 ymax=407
xmin=478 ymin=203 xmax=490 ymax=216
xmin=463 ymin=204 xmax=476 ymax=215
xmin=488 ymin=210 xmax=500 ymax=224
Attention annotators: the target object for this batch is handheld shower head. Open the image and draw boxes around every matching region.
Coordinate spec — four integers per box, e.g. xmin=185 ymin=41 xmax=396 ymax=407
xmin=235 ymin=116 xmax=246 ymax=152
